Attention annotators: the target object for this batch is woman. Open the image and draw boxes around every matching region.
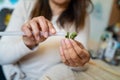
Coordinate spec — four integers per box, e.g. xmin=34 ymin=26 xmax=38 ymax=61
xmin=0 ymin=0 xmax=92 ymax=80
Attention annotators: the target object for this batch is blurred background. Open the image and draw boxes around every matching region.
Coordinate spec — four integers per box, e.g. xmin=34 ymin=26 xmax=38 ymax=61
xmin=0 ymin=0 xmax=120 ymax=79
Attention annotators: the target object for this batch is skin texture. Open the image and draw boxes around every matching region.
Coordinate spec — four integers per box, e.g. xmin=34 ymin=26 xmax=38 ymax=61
xmin=22 ymin=16 xmax=56 ymax=49
xmin=60 ymin=39 xmax=90 ymax=67
xmin=22 ymin=0 xmax=90 ymax=67
xmin=50 ymin=0 xmax=71 ymax=5
xmin=49 ymin=0 xmax=71 ymax=16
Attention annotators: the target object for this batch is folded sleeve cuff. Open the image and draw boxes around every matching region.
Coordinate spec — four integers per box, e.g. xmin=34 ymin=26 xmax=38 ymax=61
xmin=19 ymin=37 xmax=38 ymax=56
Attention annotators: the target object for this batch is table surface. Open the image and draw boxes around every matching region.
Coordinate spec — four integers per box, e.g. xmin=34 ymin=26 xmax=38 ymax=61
xmin=74 ymin=60 xmax=120 ymax=80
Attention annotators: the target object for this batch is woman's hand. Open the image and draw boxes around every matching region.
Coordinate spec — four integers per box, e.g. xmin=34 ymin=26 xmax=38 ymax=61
xmin=60 ymin=39 xmax=90 ymax=67
xmin=22 ymin=16 xmax=56 ymax=49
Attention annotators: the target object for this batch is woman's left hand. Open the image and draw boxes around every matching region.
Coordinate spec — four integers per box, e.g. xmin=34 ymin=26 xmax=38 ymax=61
xmin=60 ymin=39 xmax=90 ymax=67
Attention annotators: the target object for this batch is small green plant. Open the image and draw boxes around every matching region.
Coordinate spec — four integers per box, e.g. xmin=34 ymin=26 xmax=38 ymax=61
xmin=65 ymin=32 xmax=77 ymax=40
xmin=65 ymin=32 xmax=70 ymax=38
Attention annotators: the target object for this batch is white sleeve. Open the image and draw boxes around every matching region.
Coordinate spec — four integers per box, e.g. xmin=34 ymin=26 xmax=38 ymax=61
xmin=0 ymin=0 xmax=35 ymax=65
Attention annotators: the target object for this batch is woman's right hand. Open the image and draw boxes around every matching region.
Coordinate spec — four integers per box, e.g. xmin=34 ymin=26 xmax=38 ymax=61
xmin=22 ymin=16 xmax=56 ymax=49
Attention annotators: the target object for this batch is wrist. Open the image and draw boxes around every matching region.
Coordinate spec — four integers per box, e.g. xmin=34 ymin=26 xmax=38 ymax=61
xmin=26 ymin=43 xmax=38 ymax=50
xmin=23 ymin=37 xmax=38 ymax=49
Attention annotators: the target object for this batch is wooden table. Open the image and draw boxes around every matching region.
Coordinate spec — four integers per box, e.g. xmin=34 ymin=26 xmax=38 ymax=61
xmin=74 ymin=60 xmax=120 ymax=80
xmin=40 ymin=59 xmax=120 ymax=80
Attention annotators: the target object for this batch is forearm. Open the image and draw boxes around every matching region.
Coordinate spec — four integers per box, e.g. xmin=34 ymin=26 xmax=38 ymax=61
xmin=0 ymin=37 xmax=34 ymax=65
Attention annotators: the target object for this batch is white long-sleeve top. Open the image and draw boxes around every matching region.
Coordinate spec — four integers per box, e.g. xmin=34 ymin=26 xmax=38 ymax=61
xmin=0 ymin=0 xmax=90 ymax=80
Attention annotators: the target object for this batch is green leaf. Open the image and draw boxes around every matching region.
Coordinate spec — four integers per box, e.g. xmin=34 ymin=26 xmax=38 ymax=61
xmin=65 ymin=32 xmax=77 ymax=40
xmin=65 ymin=32 xmax=70 ymax=38
xmin=70 ymin=32 xmax=77 ymax=39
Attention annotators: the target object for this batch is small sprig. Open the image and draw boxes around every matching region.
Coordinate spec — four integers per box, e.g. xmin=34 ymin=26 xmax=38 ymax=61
xmin=65 ymin=32 xmax=70 ymax=38
xmin=65 ymin=32 xmax=77 ymax=40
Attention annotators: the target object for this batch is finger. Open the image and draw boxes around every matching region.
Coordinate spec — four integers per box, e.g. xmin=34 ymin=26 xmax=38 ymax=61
xmin=36 ymin=16 xmax=49 ymax=38
xmin=69 ymin=39 xmax=89 ymax=66
xmin=22 ymin=24 xmax=33 ymax=38
xmin=69 ymin=39 xmax=83 ymax=59
xmin=61 ymin=39 xmax=75 ymax=66
xmin=29 ymin=20 xmax=40 ymax=41
xmin=59 ymin=46 xmax=69 ymax=65
xmin=73 ymin=39 xmax=84 ymax=49
xmin=22 ymin=24 xmax=37 ymax=47
xmin=64 ymin=39 xmax=82 ymax=66
xmin=70 ymin=39 xmax=90 ymax=64
xmin=82 ymin=49 xmax=90 ymax=63
xmin=38 ymin=36 xmax=47 ymax=43
xmin=46 ymin=19 xmax=56 ymax=35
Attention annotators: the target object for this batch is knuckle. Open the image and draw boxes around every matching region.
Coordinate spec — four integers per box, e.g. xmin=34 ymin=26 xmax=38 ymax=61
xmin=72 ymin=55 xmax=78 ymax=60
xmin=66 ymin=45 xmax=72 ymax=51
xmin=66 ymin=57 xmax=71 ymax=61
xmin=42 ymin=27 xmax=47 ymax=31
xmin=27 ymin=35 xmax=31 ymax=38
xmin=29 ymin=22 xmax=32 ymax=26
xmin=78 ymin=49 xmax=82 ymax=55
xmin=38 ymin=16 xmax=44 ymax=20
xmin=40 ymin=16 xmax=45 ymax=18
xmin=36 ymin=17 xmax=41 ymax=22
xmin=40 ymin=25 xmax=48 ymax=32
xmin=80 ymin=49 xmax=83 ymax=53
xmin=22 ymin=23 xmax=28 ymax=29
xmin=29 ymin=20 xmax=35 ymax=24
xmin=34 ymin=31 xmax=39 ymax=36
xmin=69 ymin=48 xmax=74 ymax=53
xmin=28 ymin=33 xmax=32 ymax=37
xmin=32 ymin=17 xmax=37 ymax=20
xmin=48 ymin=22 xmax=53 ymax=26
xmin=21 ymin=26 xmax=26 ymax=31
xmin=68 ymin=45 xmax=72 ymax=49
xmin=25 ymin=32 xmax=32 ymax=38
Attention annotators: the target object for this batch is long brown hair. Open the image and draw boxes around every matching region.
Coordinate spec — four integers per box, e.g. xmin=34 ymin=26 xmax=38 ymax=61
xmin=30 ymin=0 xmax=93 ymax=32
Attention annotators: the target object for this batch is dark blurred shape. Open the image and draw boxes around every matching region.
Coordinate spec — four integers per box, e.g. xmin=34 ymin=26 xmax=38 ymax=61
xmin=0 ymin=65 xmax=6 ymax=80
xmin=0 ymin=8 xmax=13 ymax=38
xmin=117 ymin=0 xmax=120 ymax=9
xmin=0 ymin=8 xmax=13 ymax=31
xmin=96 ymin=23 xmax=120 ymax=66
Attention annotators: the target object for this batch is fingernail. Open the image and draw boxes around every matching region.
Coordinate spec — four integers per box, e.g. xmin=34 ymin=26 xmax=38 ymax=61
xmin=61 ymin=39 xmax=65 ymax=45
xmin=44 ymin=32 xmax=48 ymax=38
xmin=65 ymin=39 xmax=70 ymax=44
xmin=70 ymin=39 xmax=73 ymax=42
xmin=51 ymin=29 xmax=55 ymax=33
xmin=37 ymin=36 xmax=40 ymax=41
